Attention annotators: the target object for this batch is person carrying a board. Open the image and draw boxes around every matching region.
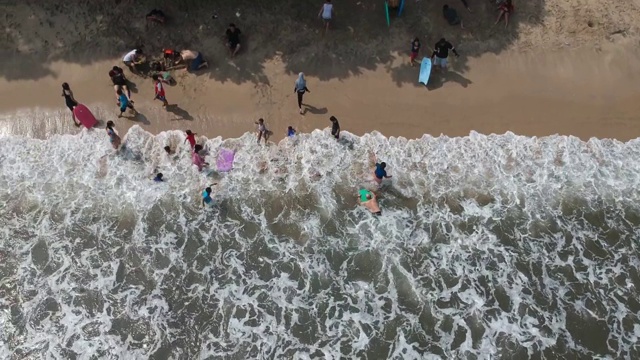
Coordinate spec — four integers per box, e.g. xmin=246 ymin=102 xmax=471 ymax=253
xmin=61 ymin=83 xmax=81 ymax=127
xmin=409 ymin=38 xmax=421 ymax=66
xmin=431 ymin=38 xmax=459 ymax=71
xmin=152 ymin=75 xmax=170 ymax=109
xmin=294 ymin=73 xmax=310 ymax=114
xmin=318 ymin=0 xmax=334 ymax=34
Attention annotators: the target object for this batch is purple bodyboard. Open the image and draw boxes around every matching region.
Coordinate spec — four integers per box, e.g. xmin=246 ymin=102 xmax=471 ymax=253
xmin=217 ymin=148 xmax=235 ymax=172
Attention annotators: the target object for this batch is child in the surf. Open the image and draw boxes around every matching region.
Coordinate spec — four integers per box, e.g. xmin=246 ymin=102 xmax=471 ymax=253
xmin=202 ymin=183 xmax=217 ymax=207
xmin=184 ymin=130 xmax=197 ymax=149
xmin=105 ymin=121 xmax=121 ymax=149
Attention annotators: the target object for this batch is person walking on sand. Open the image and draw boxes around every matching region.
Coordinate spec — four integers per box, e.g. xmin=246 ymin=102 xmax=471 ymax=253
xmin=117 ymin=89 xmax=136 ymax=118
xmin=192 ymin=144 xmax=209 ymax=171
xmin=61 ymin=83 xmax=80 ymax=127
xmin=109 ymin=66 xmax=131 ymax=101
xmin=105 ymin=121 xmax=121 ymax=149
xmin=373 ymin=162 xmax=392 ymax=185
xmin=184 ymin=130 xmax=197 ymax=149
xmin=294 ymin=73 xmax=310 ymax=114
xmin=330 ymin=116 xmax=340 ymax=139
xmin=318 ymin=0 xmax=335 ymax=34
xmin=431 ymin=38 xmax=459 ymax=72
xmin=255 ymin=118 xmax=270 ymax=144
xmin=152 ymin=75 xmax=170 ymax=109
xmin=409 ymin=38 xmax=421 ymax=66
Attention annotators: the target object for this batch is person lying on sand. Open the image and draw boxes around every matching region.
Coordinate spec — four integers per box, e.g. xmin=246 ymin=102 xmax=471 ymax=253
xmin=359 ymin=189 xmax=381 ymax=216
xmin=443 ymin=5 xmax=465 ymax=29
xmin=175 ymin=50 xmax=209 ymax=72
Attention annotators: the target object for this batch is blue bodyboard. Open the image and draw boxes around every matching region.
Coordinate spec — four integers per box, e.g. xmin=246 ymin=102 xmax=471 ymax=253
xmin=398 ymin=0 xmax=406 ymax=16
xmin=419 ymin=57 xmax=432 ymax=85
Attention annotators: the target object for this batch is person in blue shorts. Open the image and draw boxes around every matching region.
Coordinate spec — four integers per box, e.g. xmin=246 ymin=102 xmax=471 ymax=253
xmin=373 ymin=162 xmax=392 ymax=185
xmin=202 ymin=183 xmax=217 ymax=207
xmin=116 ymin=89 xmax=136 ymax=117
xmin=287 ymin=126 xmax=296 ymax=137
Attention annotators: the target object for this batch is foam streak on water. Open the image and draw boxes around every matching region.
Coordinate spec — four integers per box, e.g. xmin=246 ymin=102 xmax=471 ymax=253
xmin=1 ymin=125 xmax=639 ymax=359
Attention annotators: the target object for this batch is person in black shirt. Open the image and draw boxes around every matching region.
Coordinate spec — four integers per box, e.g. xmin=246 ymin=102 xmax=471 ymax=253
xmin=108 ymin=66 xmax=131 ymax=101
xmin=330 ymin=116 xmax=340 ymax=139
xmin=225 ymin=23 xmax=242 ymax=57
xmin=431 ymin=38 xmax=459 ymax=71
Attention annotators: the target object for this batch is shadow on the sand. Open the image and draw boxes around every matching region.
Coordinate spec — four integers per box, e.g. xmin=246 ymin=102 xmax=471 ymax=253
xmin=303 ymin=104 xmax=328 ymax=115
xmin=426 ymin=70 xmax=473 ymax=91
xmin=0 ymin=0 xmax=545 ymax=88
xmin=120 ymin=111 xmax=150 ymax=125
xmin=166 ymin=104 xmax=193 ymax=121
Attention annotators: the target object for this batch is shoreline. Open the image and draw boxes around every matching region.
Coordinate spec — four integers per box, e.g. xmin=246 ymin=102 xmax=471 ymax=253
xmin=1 ymin=43 xmax=640 ymax=142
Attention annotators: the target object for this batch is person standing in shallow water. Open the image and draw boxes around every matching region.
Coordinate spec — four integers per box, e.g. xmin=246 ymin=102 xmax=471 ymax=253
xmin=294 ymin=73 xmax=310 ymax=114
xmin=105 ymin=121 xmax=121 ymax=149
xmin=61 ymin=83 xmax=80 ymax=126
xmin=330 ymin=116 xmax=340 ymax=139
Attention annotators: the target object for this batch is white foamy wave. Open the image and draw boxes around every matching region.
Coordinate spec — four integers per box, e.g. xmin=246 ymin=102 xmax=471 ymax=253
xmin=1 ymin=125 xmax=639 ymax=359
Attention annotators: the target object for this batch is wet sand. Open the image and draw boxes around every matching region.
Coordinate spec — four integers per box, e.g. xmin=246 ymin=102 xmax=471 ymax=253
xmin=0 ymin=0 xmax=639 ymax=141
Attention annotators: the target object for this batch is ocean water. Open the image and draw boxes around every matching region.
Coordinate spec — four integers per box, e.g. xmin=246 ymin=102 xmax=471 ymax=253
xmin=1 ymin=124 xmax=639 ymax=360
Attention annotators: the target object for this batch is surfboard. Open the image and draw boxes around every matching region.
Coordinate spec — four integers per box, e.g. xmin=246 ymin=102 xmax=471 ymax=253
xmin=73 ymin=104 xmax=98 ymax=129
xmin=398 ymin=0 xmax=405 ymax=16
xmin=418 ymin=57 xmax=432 ymax=86
xmin=384 ymin=1 xmax=390 ymax=27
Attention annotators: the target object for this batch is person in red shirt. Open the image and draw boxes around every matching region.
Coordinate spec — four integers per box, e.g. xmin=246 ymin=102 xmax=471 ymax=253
xmin=184 ymin=130 xmax=197 ymax=149
xmin=152 ymin=74 xmax=169 ymax=108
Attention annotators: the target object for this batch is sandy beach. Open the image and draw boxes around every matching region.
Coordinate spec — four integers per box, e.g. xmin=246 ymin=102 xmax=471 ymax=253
xmin=0 ymin=0 xmax=639 ymax=141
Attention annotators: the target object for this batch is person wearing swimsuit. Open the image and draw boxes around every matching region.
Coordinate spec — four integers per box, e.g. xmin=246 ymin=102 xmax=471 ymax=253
xmin=255 ymin=118 xmax=270 ymax=144
xmin=105 ymin=121 xmax=121 ymax=149
xmin=61 ymin=83 xmax=80 ymax=126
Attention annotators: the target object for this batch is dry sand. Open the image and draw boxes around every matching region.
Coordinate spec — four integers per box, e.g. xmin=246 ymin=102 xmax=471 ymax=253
xmin=0 ymin=0 xmax=639 ymax=141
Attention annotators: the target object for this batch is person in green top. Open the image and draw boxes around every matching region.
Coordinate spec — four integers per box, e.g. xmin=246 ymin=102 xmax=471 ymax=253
xmin=358 ymin=189 xmax=381 ymax=215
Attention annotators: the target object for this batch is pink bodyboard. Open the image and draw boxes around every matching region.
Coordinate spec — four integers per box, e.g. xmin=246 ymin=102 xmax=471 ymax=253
xmin=73 ymin=104 xmax=98 ymax=129
xmin=217 ymin=148 xmax=235 ymax=172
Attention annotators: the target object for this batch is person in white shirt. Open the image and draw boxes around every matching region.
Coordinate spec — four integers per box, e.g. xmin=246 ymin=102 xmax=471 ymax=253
xmin=122 ymin=49 xmax=143 ymax=74
xmin=318 ymin=0 xmax=335 ymax=34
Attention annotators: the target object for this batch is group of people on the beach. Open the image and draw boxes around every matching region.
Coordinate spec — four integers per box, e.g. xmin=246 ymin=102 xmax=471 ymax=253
xmin=62 ymin=0 xmax=516 ymax=216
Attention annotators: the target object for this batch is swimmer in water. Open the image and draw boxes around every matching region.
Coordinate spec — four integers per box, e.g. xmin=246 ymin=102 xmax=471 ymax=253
xmin=202 ymin=183 xmax=217 ymax=207
xmin=153 ymin=173 xmax=164 ymax=182
xmin=359 ymin=189 xmax=381 ymax=215
xmin=373 ymin=162 xmax=392 ymax=185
